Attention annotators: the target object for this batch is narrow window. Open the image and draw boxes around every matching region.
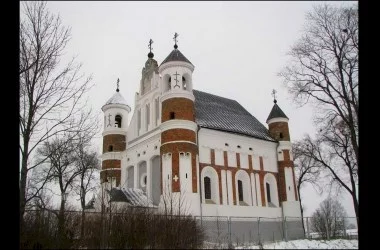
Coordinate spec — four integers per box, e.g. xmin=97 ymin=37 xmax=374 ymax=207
xmin=266 ymin=182 xmax=271 ymax=203
xmin=186 ymin=173 xmax=188 ymax=178
xmin=204 ymin=177 xmax=211 ymax=200
xmin=137 ymin=109 xmax=141 ymax=133
xmin=144 ymin=176 xmax=147 ymax=185
xmin=115 ymin=115 xmax=122 ymax=128
xmin=279 ymin=132 xmax=283 ymax=139
xmin=146 ymin=104 xmax=150 ymax=130
xmin=238 ymin=180 xmax=243 ymax=202
xmin=155 ymin=98 xmax=159 ymax=125
xmin=168 ymin=77 xmax=171 ymax=90
xmin=170 ymin=112 xmax=175 ymax=119
xmin=182 ymin=76 xmax=187 ymax=90
xmin=108 ymin=145 xmax=113 ymax=152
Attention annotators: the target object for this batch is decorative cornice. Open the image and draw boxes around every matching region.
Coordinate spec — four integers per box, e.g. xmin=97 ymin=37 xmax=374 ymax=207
xmin=158 ymin=61 xmax=194 ymax=73
xmin=160 ymin=120 xmax=198 ymax=133
xmin=102 ymin=129 xmax=127 ymax=137
xmin=102 ymin=152 xmax=123 ymax=161
xmin=100 ymin=168 xmax=121 ymax=172
xmin=161 ymin=141 xmax=197 ymax=147
xmin=267 ymin=117 xmax=289 ymax=124
xmin=102 ymin=103 xmax=131 ymax=112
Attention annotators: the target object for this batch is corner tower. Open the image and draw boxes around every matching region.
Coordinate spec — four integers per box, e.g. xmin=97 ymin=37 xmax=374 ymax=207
xmin=158 ymin=33 xmax=200 ymax=214
xmin=101 ymin=80 xmax=131 ymax=189
xmin=266 ymin=92 xmax=300 ymax=217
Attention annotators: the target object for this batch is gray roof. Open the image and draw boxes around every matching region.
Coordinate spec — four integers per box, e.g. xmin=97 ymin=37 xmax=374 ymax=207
xmin=160 ymin=49 xmax=193 ymax=66
xmin=266 ymin=103 xmax=288 ymax=122
xmin=108 ymin=188 xmax=154 ymax=207
xmin=104 ymin=91 xmax=128 ymax=106
xmin=193 ymin=90 xmax=276 ymax=142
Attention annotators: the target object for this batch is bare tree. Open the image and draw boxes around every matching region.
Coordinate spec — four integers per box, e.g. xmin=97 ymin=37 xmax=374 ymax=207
xmin=72 ymin=132 xmax=101 ymax=240
xmin=292 ymin=141 xmax=323 ymax=234
xmin=279 ymin=3 xmax=358 ymax=222
xmin=311 ymin=197 xmax=347 ymax=240
xmin=20 ymin=1 xmax=94 ymax=226
xmin=37 ymin=135 xmax=81 ymax=247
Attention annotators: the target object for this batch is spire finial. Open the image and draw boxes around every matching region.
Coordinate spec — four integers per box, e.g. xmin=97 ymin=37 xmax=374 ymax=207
xmin=116 ymin=78 xmax=120 ymax=92
xmin=271 ymin=89 xmax=277 ymax=104
xmin=148 ymin=39 xmax=154 ymax=58
xmin=173 ymin=32 xmax=179 ymax=49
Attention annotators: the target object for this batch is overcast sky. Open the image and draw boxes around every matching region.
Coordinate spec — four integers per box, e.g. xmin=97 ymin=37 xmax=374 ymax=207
xmin=28 ymin=1 xmax=356 ymax=217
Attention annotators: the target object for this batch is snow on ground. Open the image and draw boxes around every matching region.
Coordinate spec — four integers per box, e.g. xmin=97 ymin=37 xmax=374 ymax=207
xmin=233 ymin=239 xmax=358 ymax=249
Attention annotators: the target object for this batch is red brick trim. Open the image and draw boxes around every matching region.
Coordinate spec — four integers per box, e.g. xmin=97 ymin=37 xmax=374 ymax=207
xmin=236 ymin=153 xmax=240 ymax=168
xmin=268 ymin=122 xmax=290 ymax=141
xmin=248 ymin=155 xmax=253 ymax=170
xmin=259 ymin=156 xmax=264 ymax=171
xmin=292 ymin=165 xmax=298 ymax=201
xmin=103 ymin=134 xmax=126 ymax=153
xmin=102 ymin=159 xmax=121 ymax=170
xmin=161 ymin=142 xmax=198 ymax=193
xmin=161 ymin=129 xmax=196 ymax=144
xmin=161 ymin=98 xmax=195 ymax=122
xmin=283 ymin=150 xmax=291 ymax=161
xmin=277 ymin=162 xmax=287 ymax=203
xmin=211 ymin=149 xmax=215 ymax=165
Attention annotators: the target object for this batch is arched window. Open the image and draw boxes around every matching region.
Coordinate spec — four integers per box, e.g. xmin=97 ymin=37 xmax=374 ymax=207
xmin=238 ymin=180 xmax=243 ymax=202
xmin=266 ymin=182 xmax=271 ymax=203
xmin=115 ymin=115 xmax=122 ymax=128
xmin=108 ymin=145 xmax=113 ymax=152
xmin=204 ymin=177 xmax=211 ymax=200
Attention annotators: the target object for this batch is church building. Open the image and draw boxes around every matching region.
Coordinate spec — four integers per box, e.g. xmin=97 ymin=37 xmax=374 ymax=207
xmin=98 ymin=34 xmax=301 ymax=218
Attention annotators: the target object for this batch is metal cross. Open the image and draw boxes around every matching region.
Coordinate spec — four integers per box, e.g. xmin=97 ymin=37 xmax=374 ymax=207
xmin=148 ymin=39 xmax=153 ymax=53
xmin=116 ymin=78 xmax=120 ymax=91
xmin=173 ymin=32 xmax=179 ymax=46
xmin=107 ymin=113 xmax=112 ymax=127
xmin=173 ymin=71 xmax=180 ymax=88
xmin=173 ymin=175 xmax=179 ymax=182
xmin=271 ymin=89 xmax=277 ymax=101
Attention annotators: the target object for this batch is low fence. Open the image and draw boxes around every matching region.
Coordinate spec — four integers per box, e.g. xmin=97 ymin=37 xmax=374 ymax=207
xmin=20 ymin=209 xmax=204 ymax=249
xmin=195 ymin=215 xmax=358 ymax=247
xmin=20 ymin=209 xmax=358 ymax=249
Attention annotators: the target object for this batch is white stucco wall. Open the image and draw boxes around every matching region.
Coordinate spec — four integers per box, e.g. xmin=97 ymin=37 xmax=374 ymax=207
xmin=201 ymin=204 xmax=282 ymax=218
xmin=285 ymin=167 xmax=296 ymax=202
xmin=282 ymin=201 xmax=302 ymax=218
xmin=198 ymin=128 xmax=278 ymax=172
xmin=179 ymin=152 xmax=192 ymax=193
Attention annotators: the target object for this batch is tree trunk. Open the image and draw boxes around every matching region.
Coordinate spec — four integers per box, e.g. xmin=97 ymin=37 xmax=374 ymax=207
xmin=81 ymin=209 xmax=85 ymax=241
xmin=297 ymin=185 xmax=306 ymax=237
xmin=20 ymin=150 xmax=29 ymax=236
xmin=353 ymin=195 xmax=359 ymax=233
xmin=58 ymin=196 xmax=66 ymax=248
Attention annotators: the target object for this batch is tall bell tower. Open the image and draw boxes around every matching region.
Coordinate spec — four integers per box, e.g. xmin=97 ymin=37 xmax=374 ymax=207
xmin=101 ymin=80 xmax=131 ymax=190
xmin=158 ymin=33 xmax=200 ymax=214
xmin=266 ymin=90 xmax=301 ymax=217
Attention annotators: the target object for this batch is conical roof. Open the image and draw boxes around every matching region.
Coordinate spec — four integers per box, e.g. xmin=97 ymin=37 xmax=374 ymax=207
xmin=160 ymin=48 xmax=193 ymax=66
xmin=104 ymin=91 xmax=128 ymax=106
xmin=266 ymin=102 xmax=288 ymax=122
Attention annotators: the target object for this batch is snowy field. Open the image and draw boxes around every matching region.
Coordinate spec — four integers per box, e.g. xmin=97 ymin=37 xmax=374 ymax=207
xmin=233 ymin=239 xmax=358 ymax=249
